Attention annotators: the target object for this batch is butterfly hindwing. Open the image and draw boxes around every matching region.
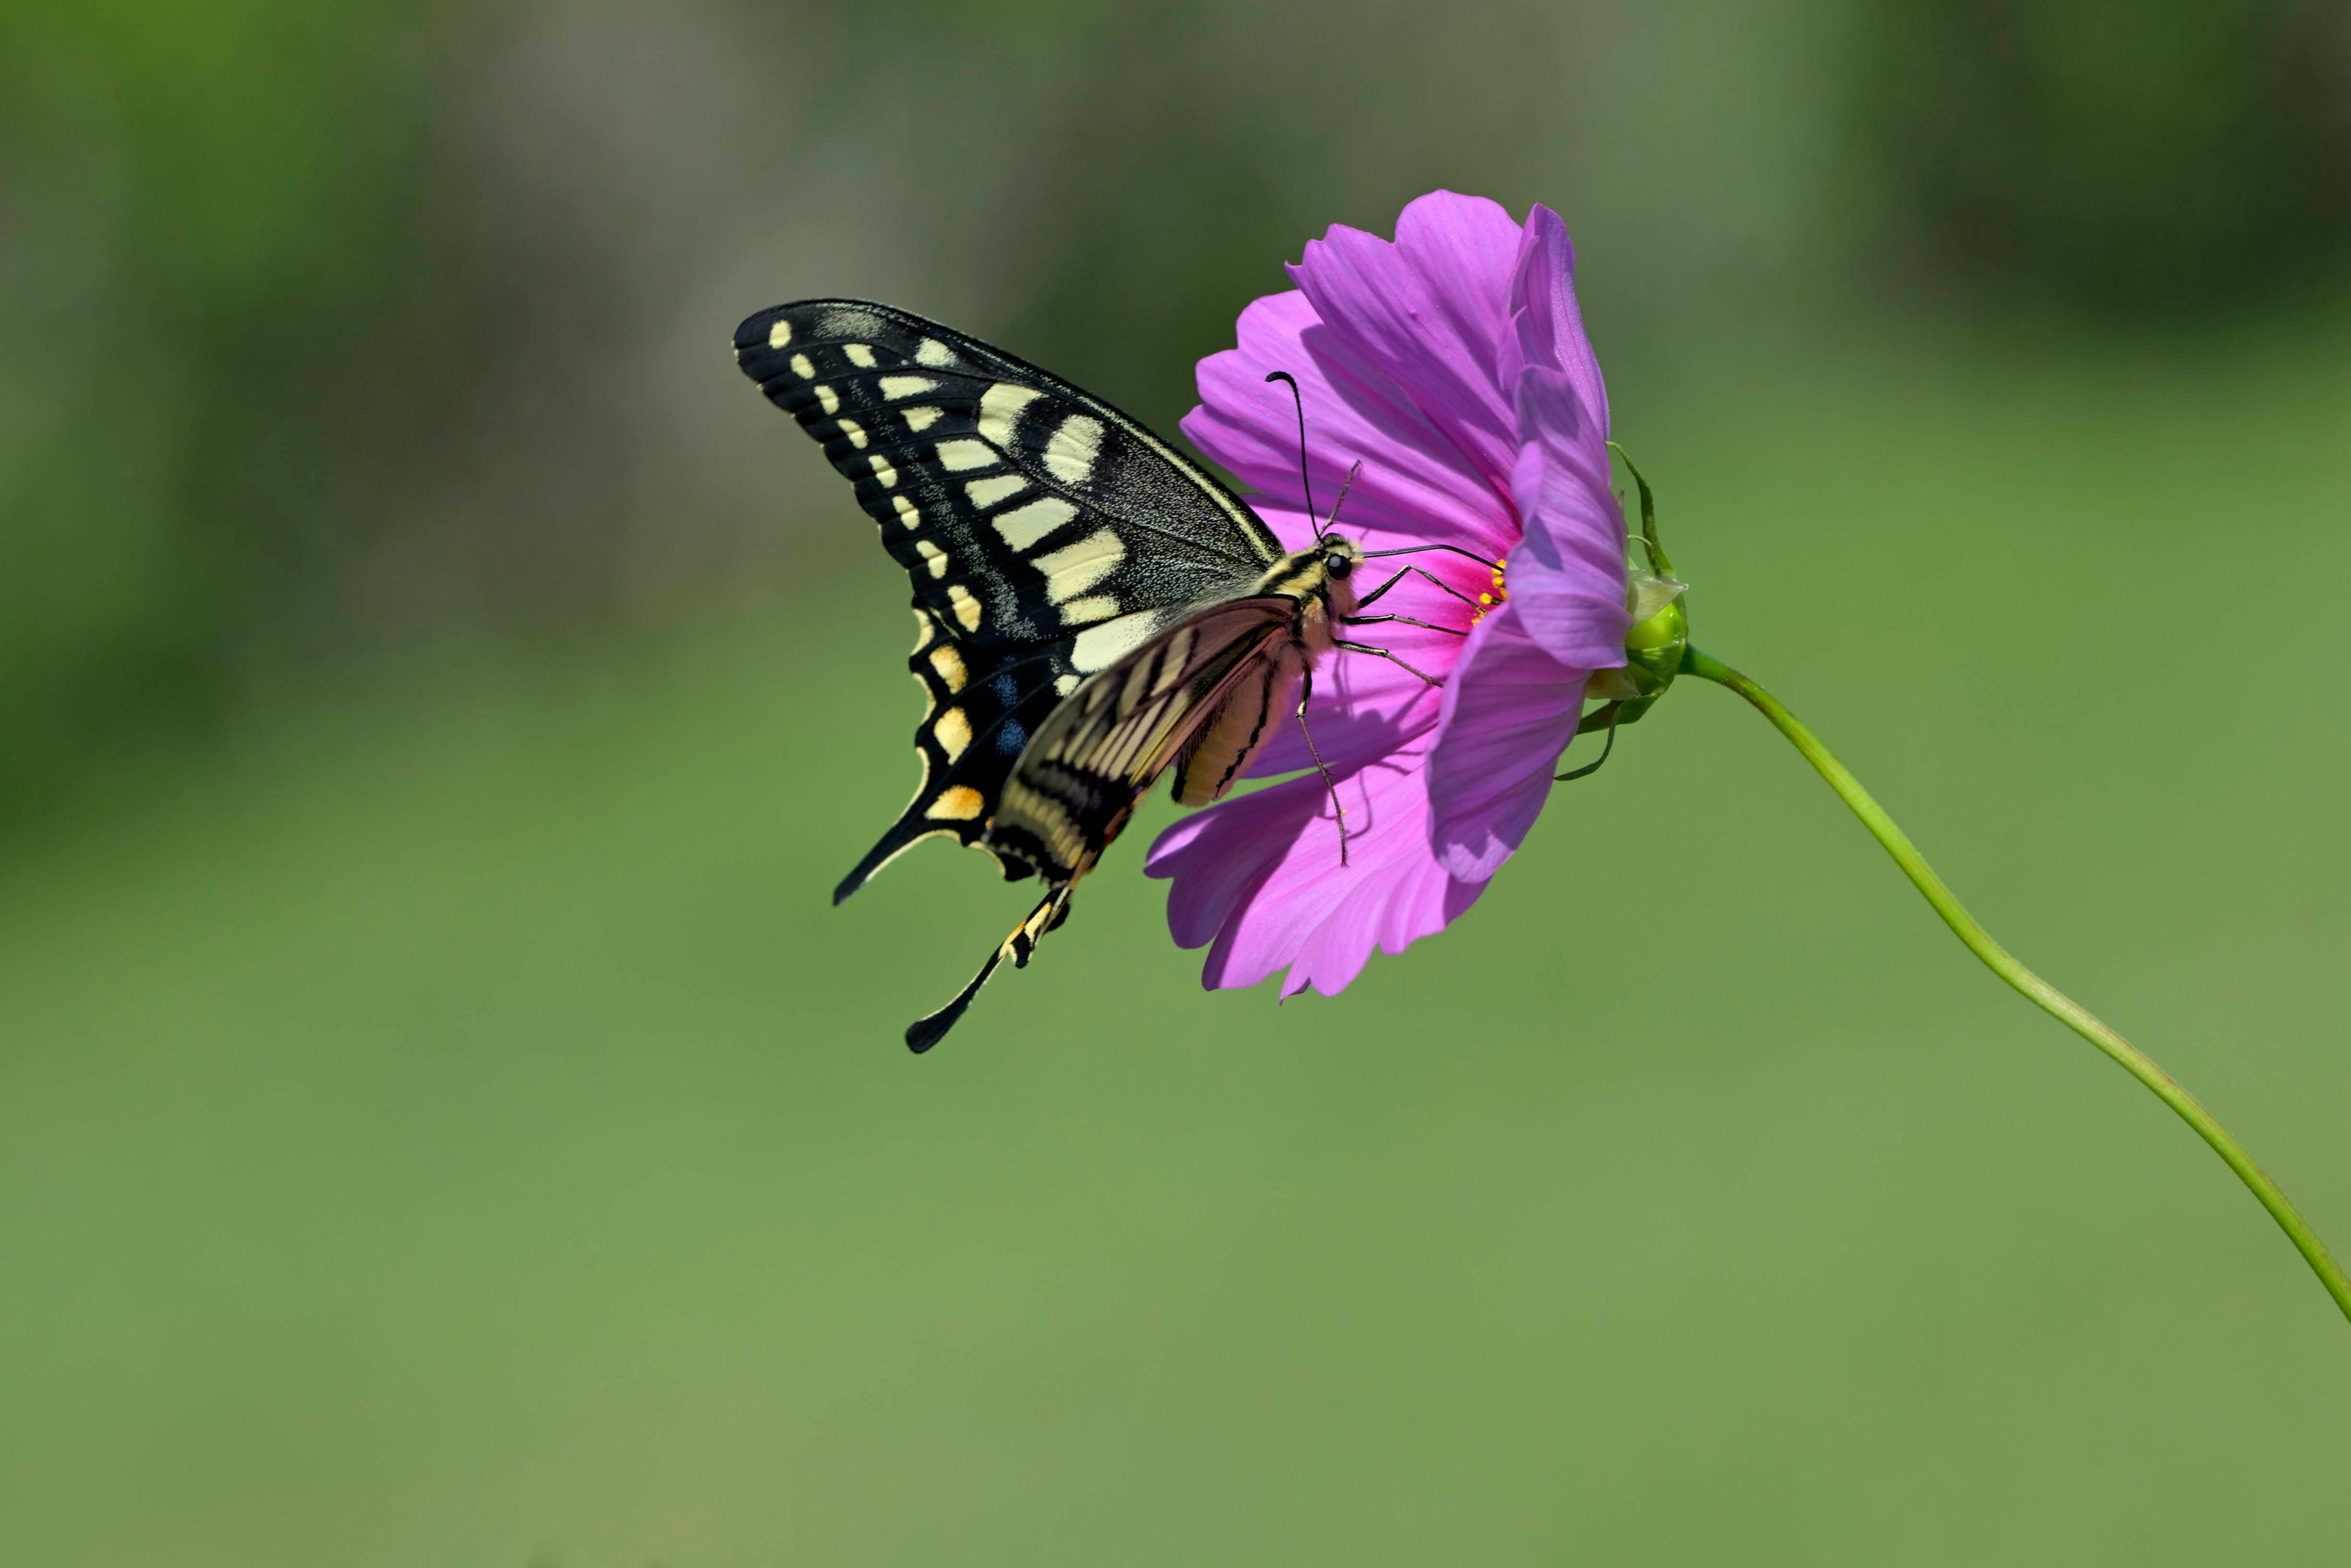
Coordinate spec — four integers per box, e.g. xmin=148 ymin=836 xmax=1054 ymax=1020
xmin=990 ymin=599 xmax=1297 ymax=885
xmin=733 ymin=299 xmax=1280 ymax=655
xmin=832 ymin=601 xmax=1080 ymax=903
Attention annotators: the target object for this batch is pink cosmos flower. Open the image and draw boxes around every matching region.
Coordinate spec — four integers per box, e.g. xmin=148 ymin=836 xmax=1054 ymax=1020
xmin=1144 ymin=190 xmax=1637 ymax=998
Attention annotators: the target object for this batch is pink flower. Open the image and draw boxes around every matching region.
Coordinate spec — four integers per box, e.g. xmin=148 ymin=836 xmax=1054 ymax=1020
xmin=1144 ymin=191 xmax=1634 ymax=998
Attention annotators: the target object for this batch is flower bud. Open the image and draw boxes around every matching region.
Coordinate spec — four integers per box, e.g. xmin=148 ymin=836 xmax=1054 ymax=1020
xmin=1581 ymin=568 xmax=1689 ymax=729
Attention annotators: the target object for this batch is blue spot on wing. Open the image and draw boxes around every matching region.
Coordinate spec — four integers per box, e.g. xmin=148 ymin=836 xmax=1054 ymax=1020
xmin=996 ymin=718 xmax=1028 ymax=757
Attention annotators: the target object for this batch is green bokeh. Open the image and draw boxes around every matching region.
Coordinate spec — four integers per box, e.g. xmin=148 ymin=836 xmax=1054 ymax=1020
xmin=6 ymin=324 xmax=2347 ymax=1564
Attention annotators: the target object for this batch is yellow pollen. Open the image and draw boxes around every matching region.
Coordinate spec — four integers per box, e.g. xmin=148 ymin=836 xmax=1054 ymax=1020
xmin=1471 ymin=555 xmax=1509 ymax=624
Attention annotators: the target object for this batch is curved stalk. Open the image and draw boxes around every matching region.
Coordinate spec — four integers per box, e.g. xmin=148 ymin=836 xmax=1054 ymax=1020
xmin=1682 ymin=645 xmax=2351 ymax=1326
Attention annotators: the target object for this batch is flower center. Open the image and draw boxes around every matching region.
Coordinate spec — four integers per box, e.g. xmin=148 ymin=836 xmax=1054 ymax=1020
xmin=1472 ymin=555 xmax=1509 ymax=623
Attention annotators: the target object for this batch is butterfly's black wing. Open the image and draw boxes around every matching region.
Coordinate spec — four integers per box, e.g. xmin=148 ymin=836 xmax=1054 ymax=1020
xmin=903 ymin=600 xmax=1299 ymax=1054
xmin=733 ymin=298 xmax=1286 ymax=899
xmin=833 ymin=598 xmax=1067 ymax=902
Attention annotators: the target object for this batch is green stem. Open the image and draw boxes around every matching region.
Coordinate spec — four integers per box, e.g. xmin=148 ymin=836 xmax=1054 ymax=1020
xmin=1682 ymin=645 xmax=2351 ymax=1326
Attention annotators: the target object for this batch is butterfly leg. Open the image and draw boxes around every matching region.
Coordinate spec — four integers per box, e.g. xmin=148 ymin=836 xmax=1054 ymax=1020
xmin=1352 ymin=566 xmax=1412 ymax=611
xmin=1354 ymin=564 xmax=1479 ymax=613
xmin=1294 ymin=666 xmax=1349 ymax=868
xmin=904 ymin=885 xmax=1068 ymax=1054
xmin=1343 ymin=613 xmax=1468 ymax=636
xmin=1332 ymin=640 xmax=1445 ymax=688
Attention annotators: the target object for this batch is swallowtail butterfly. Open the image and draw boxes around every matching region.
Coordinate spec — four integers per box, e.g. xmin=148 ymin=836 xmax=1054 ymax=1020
xmin=734 ymin=299 xmax=1383 ymax=1052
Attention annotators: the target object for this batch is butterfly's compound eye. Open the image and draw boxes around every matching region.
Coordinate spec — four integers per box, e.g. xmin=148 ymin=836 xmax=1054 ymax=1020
xmin=1322 ymin=548 xmax=1352 ymax=579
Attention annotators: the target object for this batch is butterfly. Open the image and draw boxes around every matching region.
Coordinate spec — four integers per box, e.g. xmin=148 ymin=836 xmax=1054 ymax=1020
xmin=733 ymin=299 xmax=1440 ymax=1051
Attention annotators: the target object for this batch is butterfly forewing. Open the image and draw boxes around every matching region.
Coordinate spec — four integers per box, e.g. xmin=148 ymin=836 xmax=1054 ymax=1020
xmin=733 ymin=299 xmax=1279 ymax=655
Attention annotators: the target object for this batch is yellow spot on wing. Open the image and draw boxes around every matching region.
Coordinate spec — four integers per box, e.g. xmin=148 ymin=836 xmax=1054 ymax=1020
xmin=844 ymin=343 xmax=877 ymax=368
xmin=1059 ymin=594 xmax=1121 ymax=626
xmin=836 ymin=415 xmax=866 ymax=447
xmin=814 ymin=384 xmax=839 ymax=415
xmin=1070 ymin=609 xmax=1158 ymax=672
xmin=934 ymin=707 xmax=972 ymax=762
xmin=767 ymin=318 xmax=792 ymax=350
xmin=967 ymin=474 xmax=1030 ymax=511
xmin=978 ymin=382 xmax=1043 ymax=446
xmin=915 ymin=338 xmax=957 ymax=369
xmin=871 ymin=454 xmax=898 ymax=486
xmin=928 ymin=785 xmax=986 ymax=820
xmin=936 ymin=439 xmax=996 ymax=472
xmin=1043 ymin=413 xmax=1104 ymax=484
xmin=948 ymin=583 xmax=983 ymax=632
xmin=903 ymin=406 xmax=943 ymax=433
xmin=880 ymin=375 xmax=940 ymax=400
xmin=1032 ymin=525 xmax=1125 ymax=602
xmin=929 ymin=643 xmax=967 ymax=691
xmin=914 ymin=538 xmax=950 ymax=579
xmin=891 ymin=494 xmax=920 ymax=528
xmin=790 ymin=353 xmax=815 ymax=378
xmin=991 ymin=496 xmax=1073 ymax=549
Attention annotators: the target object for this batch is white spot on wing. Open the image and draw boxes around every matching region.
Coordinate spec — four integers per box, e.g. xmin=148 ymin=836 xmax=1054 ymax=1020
xmin=947 ymin=583 xmax=983 ymax=632
xmin=915 ymin=338 xmax=958 ymax=369
xmin=1070 ymin=609 xmax=1159 ymax=672
xmin=936 ymin=439 xmax=996 ymax=472
xmin=977 ymin=383 xmax=1043 ymax=447
xmin=880 ymin=375 xmax=940 ymax=400
xmin=1043 ymin=413 xmax=1105 ymax=484
xmin=836 ymin=415 xmax=866 ymax=448
xmin=903 ymin=406 xmax=943 ymax=433
xmin=914 ymin=539 xmax=950 ymax=579
xmin=1059 ymin=595 xmax=1122 ymax=626
xmin=790 ymin=353 xmax=815 ymax=379
xmin=965 ymin=474 xmax=1030 ymax=511
xmin=814 ymin=384 xmax=840 ymax=415
xmin=871 ymin=454 xmax=898 ymax=486
xmin=891 ymin=494 xmax=920 ymax=528
xmin=1054 ymin=673 xmax=1081 ymax=697
xmin=767 ymin=318 xmax=792 ymax=350
xmin=1032 ymin=526 xmax=1124 ymax=603
xmin=844 ymin=343 xmax=877 ymax=368
xmin=991 ymin=496 xmax=1075 ymax=550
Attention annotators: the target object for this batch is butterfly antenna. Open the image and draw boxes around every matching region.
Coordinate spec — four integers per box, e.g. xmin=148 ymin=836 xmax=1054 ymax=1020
xmin=1264 ymin=370 xmax=1324 ymax=541
xmin=1322 ymin=459 xmax=1362 ymax=534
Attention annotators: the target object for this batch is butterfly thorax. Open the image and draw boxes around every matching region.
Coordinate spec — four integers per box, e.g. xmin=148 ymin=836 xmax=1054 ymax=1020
xmin=1247 ymin=535 xmax=1363 ymax=654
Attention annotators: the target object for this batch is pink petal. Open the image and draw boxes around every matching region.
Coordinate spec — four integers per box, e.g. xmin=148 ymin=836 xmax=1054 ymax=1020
xmin=1146 ymin=738 xmax=1483 ymax=999
xmin=1286 ymin=192 xmax=1526 ymax=498
xmin=1499 ymin=203 xmax=1611 ymax=443
xmin=1502 ymin=367 xmax=1631 ymax=669
xmin=1183 ymin=293 xmax=1515 ymax=558
xmin=1425 ymin=601 xmax=1592 ymax=883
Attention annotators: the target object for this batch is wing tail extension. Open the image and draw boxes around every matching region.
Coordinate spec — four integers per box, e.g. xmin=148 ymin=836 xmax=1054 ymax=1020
xmin=904 ymin=887 xmax=1070 ymax=1054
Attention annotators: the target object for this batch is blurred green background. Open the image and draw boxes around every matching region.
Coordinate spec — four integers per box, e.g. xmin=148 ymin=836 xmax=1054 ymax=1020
xmin=4 ymin=2 xmax=2350 ymax=1562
